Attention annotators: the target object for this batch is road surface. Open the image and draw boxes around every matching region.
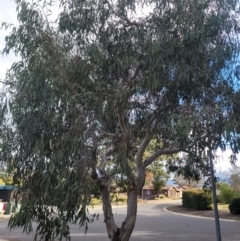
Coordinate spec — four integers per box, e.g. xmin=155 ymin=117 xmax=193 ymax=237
xmin=0 ymin=201 xmax=239 ymax=241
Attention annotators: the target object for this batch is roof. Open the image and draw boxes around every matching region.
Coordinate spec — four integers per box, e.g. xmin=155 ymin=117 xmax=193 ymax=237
xmin=143 ymin=184 xmax=184 ymax=191
xmin=162 ymin=185 xmax=180 ymax=192
xmin=143 ymin=184 xmax=154 ymax=190
xmin=0 ymin=186 xmax=15 ymax=190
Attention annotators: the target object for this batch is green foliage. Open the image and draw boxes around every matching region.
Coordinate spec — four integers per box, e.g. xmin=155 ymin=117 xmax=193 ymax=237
xmin=0 ymin=173 xmax=13 ymax=185
xmin=169 ymin=154 xmax=209 ymax=187
xmin=193 ymin=191 xmax=212 ymax=210
xmin=182 ymin=190 xmax=212 ymax=210
xmin=147 ymin=161 xmax=169 ymax=193
xmin=116 ymin=198 xmax=128 ymax=203
xmin=1 ymin=0 xmax=240 ymax=239
xmin=110 ymin=194 xmax=127 ymax=203
xmin=153 ymin=178 xmax=166 ymax=193
xmin=90 ymin=198 xmax=102 ymax=206
xmin=182 ymin=190 xmax=195 ymax=208
xmin=217 ymin=182 xmax=238 ymax=204
xmin=229 ymin=197 xmax=240 ymax=215
xmin=110 ymin=193 xmax=117 ymax=202
xmin=229 ymin=170 xmax=240 ymax=194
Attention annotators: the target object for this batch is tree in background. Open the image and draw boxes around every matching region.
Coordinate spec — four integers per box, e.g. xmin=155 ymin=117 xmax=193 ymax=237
xmin=0 ymin=161 xmax=12 ymax=185
xmin=173 ymin=174 xmax=203 ymax=188
xmin=147 ymin=162 xmax=169 ymax=194
xmin=144 ymin=139 xmax=170 ymax=191
xmin=169 ymin=152 xmax=209 ymax=188
xmin=1 ymin=0 xmax=240 ymax=240
xmin=229 ymin=169 xmax=240 ymax=195
xmin=0 ymin=173 xmax=12 ymax=186
xmin=217 ymin=182 xmax=239 ymax=204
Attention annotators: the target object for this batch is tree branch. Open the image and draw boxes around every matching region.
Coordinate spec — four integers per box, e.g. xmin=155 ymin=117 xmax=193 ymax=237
xmin=118 ymin=110 xmax=127 ymax=134
xmin=143 ymin=148 xmax=184 ymax=168
xmin=107 ymin=1 xmax=142 ymax=28
xmin=136 ymin=117 xmax=158 ymax=169
xmin=130 ymin=65 xmax=141 ymax=83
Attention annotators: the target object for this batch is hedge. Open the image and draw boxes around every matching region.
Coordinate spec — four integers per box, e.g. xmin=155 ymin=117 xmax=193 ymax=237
xmin=182 ymin=190 xmax=212 ymax=210
xmin=229 ymin=197 xmax=240 ymax=215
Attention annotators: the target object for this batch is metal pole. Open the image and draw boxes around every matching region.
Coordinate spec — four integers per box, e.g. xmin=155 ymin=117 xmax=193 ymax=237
xmin=209 ymin=147 xmax=222 ymax=241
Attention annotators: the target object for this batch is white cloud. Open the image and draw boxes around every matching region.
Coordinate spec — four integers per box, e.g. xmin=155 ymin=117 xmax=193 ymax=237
xmin=214 ymin=148 xmax=240 ymax=172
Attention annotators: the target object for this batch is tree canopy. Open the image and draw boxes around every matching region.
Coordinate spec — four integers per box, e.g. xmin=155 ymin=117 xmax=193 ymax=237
xmin=1 ymin=0 xmax=240 ymax=240
xmin=229 ymin=168 xmax=240 ymax=194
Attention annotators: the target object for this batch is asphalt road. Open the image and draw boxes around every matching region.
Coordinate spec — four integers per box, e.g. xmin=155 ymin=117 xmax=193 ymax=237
xmin=0 ymin=201 xmax=239 ymax=241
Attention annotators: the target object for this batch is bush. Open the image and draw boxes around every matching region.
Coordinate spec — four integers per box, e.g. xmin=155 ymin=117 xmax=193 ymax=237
xmin=182 ymin=190 xmax=212 ymax=210
xmin=229 ymin=197 xmax=240 ymax=215
xmin=110 ymin=194 xmax=128 ymax=203
xmin=218 ymin=182 xmax=238 ymax=204
xmin=90 ymin=197 xmax=102 ymax=205
xmin=117 ymin=198 xmax=127 ymax=203
xmin=193 ymin=192 xmax=212 ymax=210
xmin=182 ymin=190 xmax=195 ymax=208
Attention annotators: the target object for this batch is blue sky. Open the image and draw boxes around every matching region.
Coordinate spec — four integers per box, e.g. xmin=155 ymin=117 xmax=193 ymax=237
xmin=0 ymin=0 xmax=19 ymax=81
xmin=0 ymin=0 xmax=239 ymax=173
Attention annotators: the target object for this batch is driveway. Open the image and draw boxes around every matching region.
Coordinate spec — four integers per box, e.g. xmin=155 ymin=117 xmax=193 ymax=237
xmin=0 ymin=201 xmax=239 ymax=241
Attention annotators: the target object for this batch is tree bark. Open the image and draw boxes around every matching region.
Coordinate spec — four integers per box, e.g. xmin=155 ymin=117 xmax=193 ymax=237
xmin=101 ymin=168 xmax=145 ymax=241
xmin=101 ymin=182 xmax=140 ymax=241
xmin=100 ymin=176 xmax=118 ymax=239
xmin=118 ymin=189 xmax=138 ymax=241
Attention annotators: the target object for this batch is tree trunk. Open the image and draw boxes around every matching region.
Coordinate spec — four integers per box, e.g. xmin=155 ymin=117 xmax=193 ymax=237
xmin=101 ymin=179 xmax=141 ymax=241
xmin=100 ymin=176 xmax=118 ymax=240
xmin=118 ymin=189 xmax=138 ymax=241
xmin=101 ymin=164 xmax=145 ymax=241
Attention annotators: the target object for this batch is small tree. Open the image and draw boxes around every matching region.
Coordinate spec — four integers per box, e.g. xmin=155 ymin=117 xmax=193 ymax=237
xmin=147 ymin=162 xmax=169 ymax=194
xmin=229 ymin=169 xmax=240 ymax=195
xmin=217 ymin=182 xmax=239 ymax=204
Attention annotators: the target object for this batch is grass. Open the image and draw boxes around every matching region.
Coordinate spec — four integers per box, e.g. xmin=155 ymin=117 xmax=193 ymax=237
xmin=217 ymin=203 xmax=229 ymax=211
xmin=90 ymin=198 xmax=102 ymax=206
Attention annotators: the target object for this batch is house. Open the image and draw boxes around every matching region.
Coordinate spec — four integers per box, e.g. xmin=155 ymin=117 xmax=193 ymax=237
xmin=0 ymin=186 xmax=15 ymax=202
xmin=140 ymin=184 xmax=183 ymax=200
xmin=140 ymin=184 xmax=156 ymax=200
xmin=161 ymin=185 xmax=182 ymax=199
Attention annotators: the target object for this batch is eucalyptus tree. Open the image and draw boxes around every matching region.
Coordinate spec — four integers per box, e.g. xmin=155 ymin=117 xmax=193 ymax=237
xmin=1 ymin=0 xmax=240 ymax=240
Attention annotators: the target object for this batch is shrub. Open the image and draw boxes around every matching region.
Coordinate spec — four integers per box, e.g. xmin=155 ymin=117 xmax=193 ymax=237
xmin=117 ymin=198 xmax=127 ymax=203
xmin=182 ymin=190 xmax=195 ymax=208
xmin=229 ymin=197 xmax=240 ymax=215
xmin=193 ymin=192 xmax=212 ymax=210
xmin=218 ymin=182 xmax=238 ymax=204
xmin=182 ymin=190 xmax=212 ymax=210
xmin=110 ymin=194 xmax=128 ymax=203
xmin=90 ymin=197 xmax=102 ymax=205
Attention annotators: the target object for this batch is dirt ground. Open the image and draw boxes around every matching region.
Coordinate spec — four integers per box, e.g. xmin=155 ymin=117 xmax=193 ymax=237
xmin=167 ymin=205 xmax=240 ymax=221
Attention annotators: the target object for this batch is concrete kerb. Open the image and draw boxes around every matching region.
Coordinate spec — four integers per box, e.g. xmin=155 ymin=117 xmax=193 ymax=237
xmin=163 ymin=207 xmax=240 ymax=222
xmin=0 ymin=214 xmax=11 ymax=219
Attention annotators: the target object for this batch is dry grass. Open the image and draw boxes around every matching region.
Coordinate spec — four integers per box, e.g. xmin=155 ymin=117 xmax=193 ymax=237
xmin=217 ymin=204 xmax=229 ymax=211
xmin=167 ymin=205 xmax=240 ymax=221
